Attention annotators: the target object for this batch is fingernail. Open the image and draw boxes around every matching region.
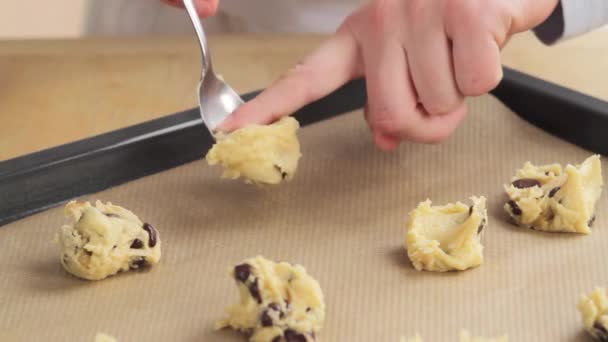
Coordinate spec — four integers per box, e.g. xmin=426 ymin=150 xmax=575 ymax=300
xmin=374 ymin=132 xmax=400 ymax=151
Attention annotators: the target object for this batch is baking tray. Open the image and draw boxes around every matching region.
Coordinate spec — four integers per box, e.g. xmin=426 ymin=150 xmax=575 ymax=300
xmin=3 ymin=65 xmax=608 ymax=342
xmin=1 ymin=66 xmax=607 ymax=227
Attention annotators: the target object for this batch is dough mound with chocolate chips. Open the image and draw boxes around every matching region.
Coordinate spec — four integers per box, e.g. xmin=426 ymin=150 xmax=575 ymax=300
xmin=55 ymin=200 xmax=161 ymax=281
xmin=504 ymin=154 xmax=603 ymax=234
xmin=578 ymin=287 xmax=608 ymax=340
xmin=206 ymin=116 xmax=302 ymax=185
xmin=216 ymin=256 xmax=325 ymax=342
xmin=400 ymin=330 xmax=507 ymax=342
xmin=405 ymin=196 xmax=487 ymax=272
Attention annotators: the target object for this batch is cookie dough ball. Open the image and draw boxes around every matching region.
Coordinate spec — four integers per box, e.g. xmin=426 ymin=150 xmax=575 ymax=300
xmin=459 ymin=330 xmax=508 ymax=342
xmin=55 ymin=200 xmax=161 ymax=281
xmin=94 ymin=333 xmax=118 ymax=342
xmin=578 ymin=287 xmax=608 ymax=340
xmin=206 ymin=116 xmax=302 ymax=185
xmin=405 ymin=196 xmax=487 ymax=272
xmin=504 ymin=155 xmax=603 ymax=234
xmin=216 ymin=256 xmax=325 ymax=342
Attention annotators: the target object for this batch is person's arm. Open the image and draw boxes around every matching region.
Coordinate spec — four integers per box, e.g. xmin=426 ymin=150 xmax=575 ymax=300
xmin=535 ymin=0 xmax=608 ymax=44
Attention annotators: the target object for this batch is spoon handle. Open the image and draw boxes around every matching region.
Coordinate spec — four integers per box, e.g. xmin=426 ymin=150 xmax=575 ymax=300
xmin=183 ymin=0 xmax=212 ymax=74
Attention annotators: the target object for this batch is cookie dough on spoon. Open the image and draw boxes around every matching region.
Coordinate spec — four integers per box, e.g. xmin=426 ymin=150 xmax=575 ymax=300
xmin=206 ymin=116 xmax=302 ymax=185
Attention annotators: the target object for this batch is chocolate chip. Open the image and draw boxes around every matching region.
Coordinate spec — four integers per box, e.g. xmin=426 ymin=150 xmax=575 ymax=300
xmin=468 ymin=206 xmax=474 ymax=216
xmin=547 ymin=208 xmax=555 ymax=221
xmin=512 ymin=178 xmax=541 ymax=189
xmin=249 ymin=280 xmax=262 ymax=304
xmin=84 ymin=250 xmax=93 ymax=256
xmin=268 ymin=302 xmax=285 ymax=318
xmin=284 ymin=329 xmax=307 ymax=342
xmin=477 ymin=218 xmax=486 ymax=234
xmin=234 ymin=264 xmax=252 ymax=283
xmin=548 ymin=187 xmax=560 ymax=198
xmin=104 ymin=213 xmax=121 ymax=218
xmin=142 ymin=223 xmax=157 ymax=247
xmin=274 ymin=165 xmax=288 ymax=179
xmin=507 ymin=200 xmax=522 ymax=216
xmin=545 ymin=172 xmax=550 ymax=176
xmin=130 ymin=258 xmax=147 ymax=270
xmin=272 ymin=337 xmax=282 ymax=342
xmin=589 ymin=215 xmax=597 ymax=227
xmin=261 ymin=302 xmax=284 ymax=326
xmin=260 ymin=311 xmax=273 ymax=327
xmin=130 ymin=239 xmax=143 ymax=249
xmin=268 ymin=303 xmax=289 ymax=318
xmin=306 ymin=307 xmax=312 ymax=313
xmin=593 ymin=322 xmax=608 ymax=339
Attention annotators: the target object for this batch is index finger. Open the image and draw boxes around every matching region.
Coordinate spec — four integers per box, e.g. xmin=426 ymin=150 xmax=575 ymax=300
xmin=217 ymin=30 xmax=361 ymax=132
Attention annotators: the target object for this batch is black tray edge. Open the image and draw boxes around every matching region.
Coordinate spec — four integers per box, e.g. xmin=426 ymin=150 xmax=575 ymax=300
xmin=2 ymin=67 xmax=607 ymax=227
xmin=0 ymin=79 xmax=366 ymax=226
xmin=492 ymin=67 xmax=608 ymax=155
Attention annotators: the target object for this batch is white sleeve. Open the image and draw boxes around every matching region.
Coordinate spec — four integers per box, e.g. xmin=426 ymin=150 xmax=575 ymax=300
xmin=534 ymin=0 xmax=608 ymax=45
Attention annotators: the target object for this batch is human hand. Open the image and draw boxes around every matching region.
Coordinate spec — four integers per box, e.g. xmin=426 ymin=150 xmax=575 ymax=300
xmin=161 ymin=0 xmax=219 ymax=18
xmin=219 ymin=0 xmax=559 ymax=150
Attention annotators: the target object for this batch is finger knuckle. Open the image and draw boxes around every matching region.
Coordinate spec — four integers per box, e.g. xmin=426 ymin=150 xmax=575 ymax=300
xmin=338 ymin=9 xmax=361 ymax=35
xmin=369 ymin=109 xmax=412 ymax=137
xmin=423 ymin=98 xmax=463 ymax=116
xmin=404 ymin=0 xmax=427 ymax=23
xmin=444 ymin=0 xmax=482 ymax=32
xmin=458 ymin=70 xmax=501 ymax=96
xmin=370 ymin=0 xmax=399 ymax=32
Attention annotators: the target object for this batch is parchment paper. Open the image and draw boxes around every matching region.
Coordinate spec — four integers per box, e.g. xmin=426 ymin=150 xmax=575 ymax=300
xmin=1 ymin=95 xmax=606 ymax=342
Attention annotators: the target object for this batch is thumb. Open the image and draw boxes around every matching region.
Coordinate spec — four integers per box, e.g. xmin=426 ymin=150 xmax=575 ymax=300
xmin=217 ymin=31 xmax=361 ymax=132
xmin=510 ymin=0 xmax=559 ymax=34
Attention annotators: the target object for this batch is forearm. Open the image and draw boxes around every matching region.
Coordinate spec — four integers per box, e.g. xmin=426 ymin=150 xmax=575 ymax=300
xmin=535 ymin=0 xmax=608 ymax=44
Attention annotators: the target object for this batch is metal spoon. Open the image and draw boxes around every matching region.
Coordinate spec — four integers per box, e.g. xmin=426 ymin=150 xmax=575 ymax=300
xmin=183 ymin=0 xmax=244 ymax=136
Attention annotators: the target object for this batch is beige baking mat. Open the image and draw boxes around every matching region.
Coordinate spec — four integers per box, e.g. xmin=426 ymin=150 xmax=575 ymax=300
xmin=1 ymin=95 xmax=606 ymax=342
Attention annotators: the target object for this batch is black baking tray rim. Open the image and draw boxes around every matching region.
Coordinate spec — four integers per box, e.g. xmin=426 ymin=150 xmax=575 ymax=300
xmin=1 ymin=67 xmax=606 ymax=227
